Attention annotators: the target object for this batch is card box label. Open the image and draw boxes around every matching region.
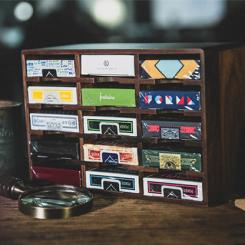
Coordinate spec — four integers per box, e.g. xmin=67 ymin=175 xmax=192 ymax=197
xmin=140 ymin=59 xmax=201 ymax=80
xmin=142 ymin=120 xmax=201 ymax=141
xmin=82 ymin=88 xmax=136 ymax=107
xmin=86 ymin=169 xmax=139 ymax=193
xmin=26 ymin=60 xmax=75 ymax=77
xmin=81 ymin=55 xmax=135 ymax=76
xmin=28 ymin=86 xmax=77 ymax=105
xmin=83 ymin=144 xmax=138 ymax=165
xmin=143 ymin=177 xmax=203 ymax=201
xmin=83 ymin=116 xmax=137 ymax=137
xmin=30 ymin=113 xmax=79 ymax=133
xmin=142 ymin=149 xmax=201 ymax=172
xmin=32 ymin=166 xmax=81 ymax=187
xmin=139 ymin=90 xmax=200 ymax=110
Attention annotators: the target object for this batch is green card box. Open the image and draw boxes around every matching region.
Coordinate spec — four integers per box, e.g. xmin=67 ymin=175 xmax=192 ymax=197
xmin=142 ymin=149 xmax=201 ymax=172
xmin=81 ymin=88 xmax=136 ymax=107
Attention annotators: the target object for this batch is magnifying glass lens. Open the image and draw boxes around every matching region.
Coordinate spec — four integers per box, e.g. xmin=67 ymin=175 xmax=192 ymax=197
xmin=19 ymin=186 xmax=93 ymax=219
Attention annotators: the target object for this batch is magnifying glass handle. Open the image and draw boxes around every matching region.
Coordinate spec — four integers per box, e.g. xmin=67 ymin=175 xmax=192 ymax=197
xmin=0 ymin=175 xmax=25 ymax=199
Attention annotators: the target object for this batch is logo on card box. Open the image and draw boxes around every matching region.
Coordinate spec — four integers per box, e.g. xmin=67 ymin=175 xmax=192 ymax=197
xmin=163 ymin=188 xmax=182 ymax=199
xmin=42 ymin=69 xmax=57 ymax=78
xmin=101 ymin=125 xmax=118 ymax=135
xmin=180 ymin=126 xmax=196 ymax=134
xmin=102 ymin=152 xmax=119 ymax=164
xmin=120 ymin=152 xmax=133 ymax=162
xmin=88 ymin=150 xmax=100 ymax=160
xmin=147 ymin=125 xmax=160 ymax=133
xmin=144 ymin=95 xmax=152 ymax=104
xmin=165 ymin=96 xmax=173 ymax=105
xmin=176 ymin=96 xmax=185 ymax=105
xmin=103 ymin=60 xmax=110 ymax=67
xmin=187 ymin=97 xmax=195 ymax=106
xmin=161 ymin=127 xmax=180 ymax=140
xmin=155 ymin=95 xmax=163 ymax=104
xmin=103 ymin=181 xmax=120 ymax=192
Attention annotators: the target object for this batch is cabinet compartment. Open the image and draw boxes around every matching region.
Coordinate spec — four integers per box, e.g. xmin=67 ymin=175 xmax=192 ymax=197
xmin=141 ymin=149 xmax=201 ymax=172
xmin=139 ymin=54 xmax=201 ymax=80
xmin=142 ymin=120 xmax=201 ymax=141
xmin=31 ymin=138 xmax=80 ymax=160
xmin=81 ymin=55 xmax=135 ymax=77
xmin=32 ymin=165 xmax=81 ymax=186
xmin=28 ymin=86 xmax=77 ymax=105
xmin=83 ymin=144 xmax=138 ymax=165
xmin=83 ymin=115 xmax=137 ymax=137
xmin=26 ymin=55 xmax=76 ymax=78
xmin=30 ymin=112 xmax=79 ymax=133
xmin=86 ymin=168 xmax=140 ymax=193
xmin=139 ymin=90 xmax=200 ymax=110
xmin=143 ymin=175 xmax=203 ymax=202
xmin=81 ymin=88 xmax=136 ymax=107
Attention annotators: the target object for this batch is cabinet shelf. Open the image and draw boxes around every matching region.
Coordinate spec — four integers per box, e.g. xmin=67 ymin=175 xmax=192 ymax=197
xmin=82 ymin=161 xmax=204 ymax=178
xmin=26 ymin=77 xmax=80 ymax=83
xmin=140 ymin=79 xmax=202 ymax=86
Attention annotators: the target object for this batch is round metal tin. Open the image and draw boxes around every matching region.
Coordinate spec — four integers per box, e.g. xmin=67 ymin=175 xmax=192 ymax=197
xmin=18 ymin=185 xmax=93 ymax=219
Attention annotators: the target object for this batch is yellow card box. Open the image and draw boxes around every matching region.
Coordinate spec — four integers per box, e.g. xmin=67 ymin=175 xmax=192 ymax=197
xmin=28 ymin=86 xmax=77 ymax=105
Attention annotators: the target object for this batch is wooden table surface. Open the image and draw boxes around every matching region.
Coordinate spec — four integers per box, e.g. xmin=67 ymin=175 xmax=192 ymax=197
xmin=0 ymin=195 xmax=245 ymax=245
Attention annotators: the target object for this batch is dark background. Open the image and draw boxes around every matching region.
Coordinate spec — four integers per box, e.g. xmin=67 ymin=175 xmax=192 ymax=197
xmin=0 ymin=0 xmax=244 ymax=193
xmin=1 ymin=0 xmax=245 ymax=101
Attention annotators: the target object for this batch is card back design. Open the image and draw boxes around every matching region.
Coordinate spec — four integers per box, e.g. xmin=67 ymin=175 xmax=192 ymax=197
xmin=26 ymin=60 xmax=75 ymax=77
xmin=83 ymin=116 xmax=137 ymax=137
xmin=81 ymin=55 xmax=135 ymax=76
xmin=159 ymin=153 xmax=181 ymax=170
xmin=161 ymin=127 xmax=180 ymax=140
xmin=142 ymin=149 xmax=201 ymax=172
xmin=83 ymin=144 xmax=138 ymax=165
xmin=140 ymin=59 xmax=201 ymax=80
xmin=86 ymin=169 xmax=139 ymax=193
xmin=143 ymin=177 xmax=203 ymax=201
xmin=28 ymin=86 xmax=77 ymax=105
xmin=142 ymin=120 xmax=201 ymax=141
xmin=30 ymin=113 xmax=79 ymax=133
xmin=139 ymin=90 xmax=200 ymax=110
xmin=81 ymin=88 xmax=136 ymax=107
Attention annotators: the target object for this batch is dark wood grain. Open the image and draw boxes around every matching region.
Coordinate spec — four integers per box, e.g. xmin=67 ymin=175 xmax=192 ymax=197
xmin=0 ymin=195 xmax=245 ymax=245
xmin=21 ymin=43 xmax=245 ymax=205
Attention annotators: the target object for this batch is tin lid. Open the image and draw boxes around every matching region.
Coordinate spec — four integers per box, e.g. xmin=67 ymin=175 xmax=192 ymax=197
xmin=0 ymin=100 xmax=21 ymax=109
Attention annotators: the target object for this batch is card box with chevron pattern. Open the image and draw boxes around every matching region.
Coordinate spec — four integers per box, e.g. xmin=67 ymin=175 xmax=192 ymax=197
xmin=140 ymin=59 xmax=201 ymax=80
xmin=22 ymin=43 xmax=245 ymax=205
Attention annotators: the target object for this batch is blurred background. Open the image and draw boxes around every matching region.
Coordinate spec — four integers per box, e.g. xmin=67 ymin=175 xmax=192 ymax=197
xmin=1 ymin=0 xmax=245 ymax=101
xmin=0 ymin=0 xmax=245 ymax=191
xmin=0 ymin=0 xmax=245 ymax=101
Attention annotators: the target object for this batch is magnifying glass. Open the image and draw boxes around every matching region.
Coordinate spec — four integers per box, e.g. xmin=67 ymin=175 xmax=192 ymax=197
xmin=0 ymin=175 xmax=93 ymax=219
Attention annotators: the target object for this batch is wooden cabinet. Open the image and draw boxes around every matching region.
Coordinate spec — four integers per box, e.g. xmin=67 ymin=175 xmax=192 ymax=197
xmin=22 ymin=43 xmax=245 ymax=205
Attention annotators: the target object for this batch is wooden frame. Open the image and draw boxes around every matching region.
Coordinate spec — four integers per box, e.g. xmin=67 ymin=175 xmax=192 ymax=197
xmin=21 ymin=43 xmax=245 ymax=206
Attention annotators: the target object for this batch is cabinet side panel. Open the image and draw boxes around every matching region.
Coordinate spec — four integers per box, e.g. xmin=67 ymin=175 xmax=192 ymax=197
xmin=219 ymin=46 xmax=245 ymax=199
xmin=204 ymin=51 xmax=222 ymax=204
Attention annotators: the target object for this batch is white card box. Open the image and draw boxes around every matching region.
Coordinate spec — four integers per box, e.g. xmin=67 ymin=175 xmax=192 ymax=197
xmin=26 ymin=60 xmax=76 ymax=77
xmin=81 ymin=55 xmax=135 ymax=76
xmin=30 ymin=113 xmax=79 ymax=133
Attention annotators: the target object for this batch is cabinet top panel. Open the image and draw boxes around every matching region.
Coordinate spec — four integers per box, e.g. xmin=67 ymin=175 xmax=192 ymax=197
xmin=22 ymin=42 xmax=240 ymax=54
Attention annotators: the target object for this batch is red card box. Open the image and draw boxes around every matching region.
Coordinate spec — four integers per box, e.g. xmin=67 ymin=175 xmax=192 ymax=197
xmin=32 ymin=166 xmax=81 ymax=187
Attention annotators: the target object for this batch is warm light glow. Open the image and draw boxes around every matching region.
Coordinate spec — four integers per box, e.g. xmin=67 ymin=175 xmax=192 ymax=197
xmin=0 ymin=27 xmax=24 ymax=48
xmin=152 ymin=0 xmax=226 ymax=28
xmin=91 ymin=0 xmax=127 ymax=29
xmin=14 ymin=2 xmax=33 ymax=22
